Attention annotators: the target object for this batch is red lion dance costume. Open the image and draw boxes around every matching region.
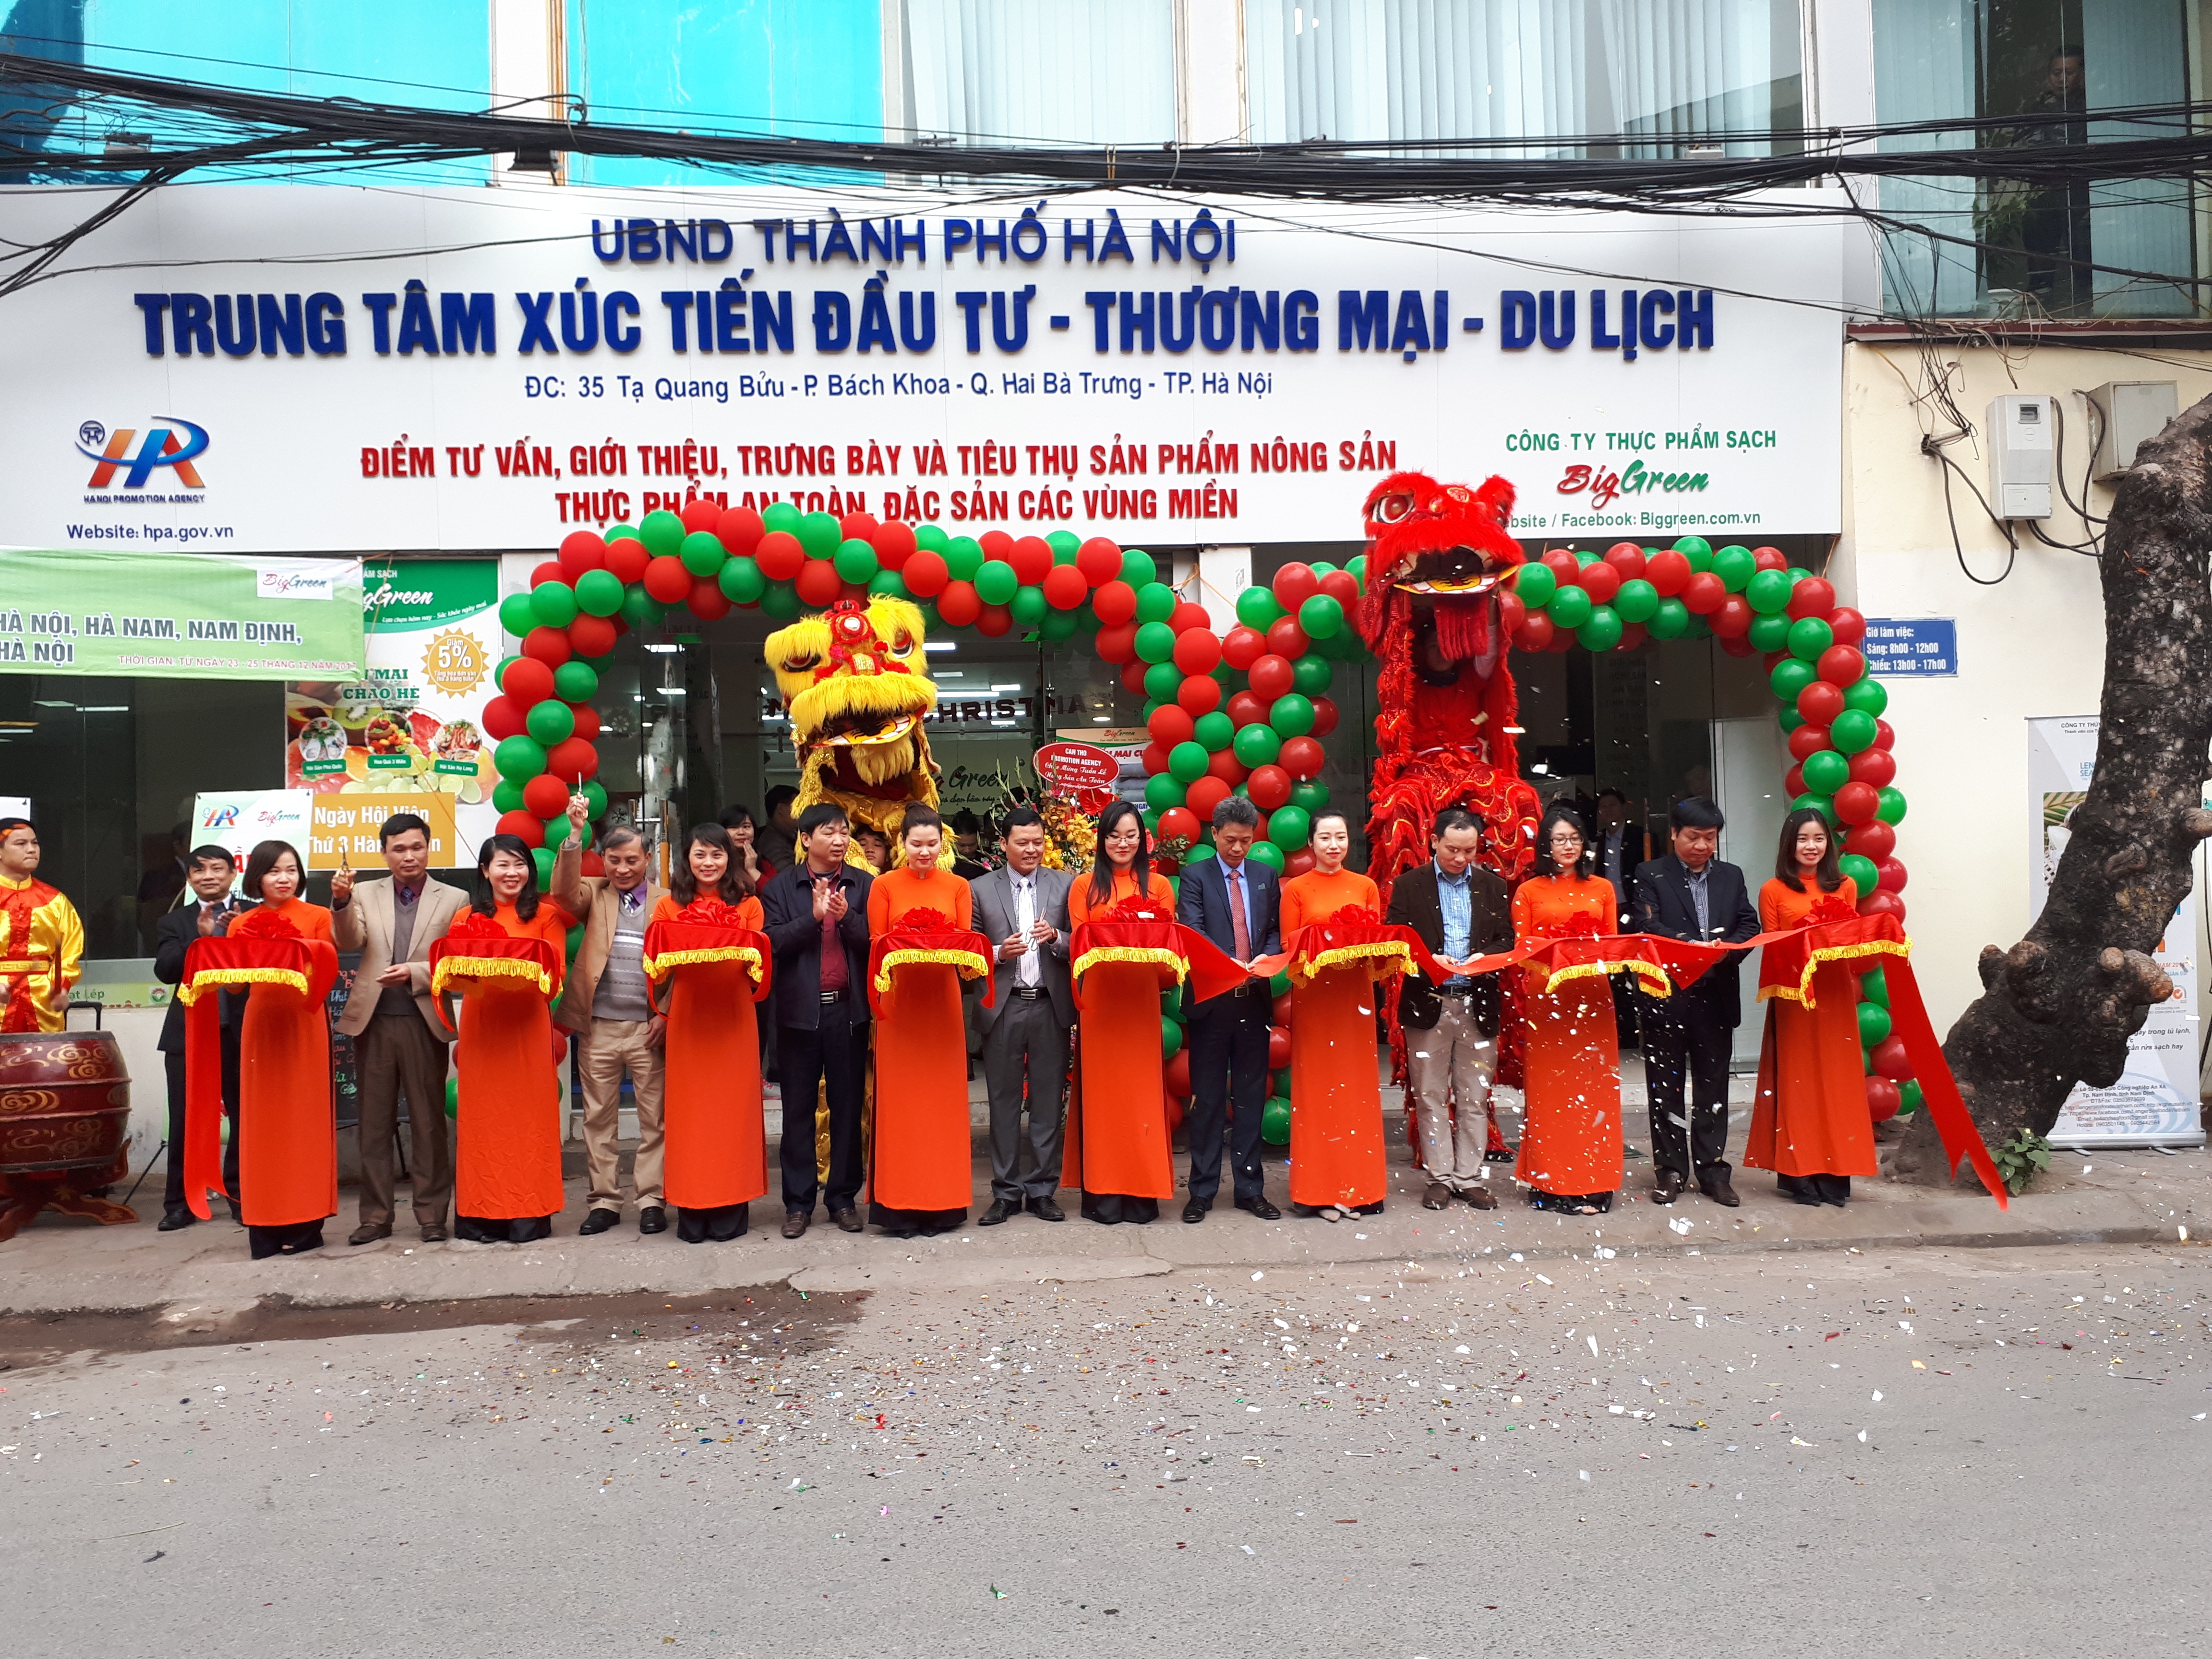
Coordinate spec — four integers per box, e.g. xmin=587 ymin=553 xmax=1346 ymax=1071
xmin=1357 ymin=471 xmax=1543 ymax=1154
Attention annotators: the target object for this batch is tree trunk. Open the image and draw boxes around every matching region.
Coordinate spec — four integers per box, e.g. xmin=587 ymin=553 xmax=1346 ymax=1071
xmin=1896 ymin=392 xmax=2212 ymax=1187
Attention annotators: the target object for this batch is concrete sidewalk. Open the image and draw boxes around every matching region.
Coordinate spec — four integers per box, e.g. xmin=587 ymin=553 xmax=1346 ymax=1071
xmin=3 ymin=1070 xmax=2203 ymax=1319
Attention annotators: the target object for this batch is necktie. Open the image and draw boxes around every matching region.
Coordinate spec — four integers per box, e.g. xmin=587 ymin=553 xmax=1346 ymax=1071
xmin=1014 ymin=877 xmax=1037 ymax=986
xmin=1226 ymin=866 xmax=1251 ymax=960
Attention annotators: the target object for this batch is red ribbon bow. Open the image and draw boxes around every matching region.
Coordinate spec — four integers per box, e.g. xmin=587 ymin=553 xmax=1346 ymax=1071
xmin=228 ymin=905 xmax=301 ymax=942
xmin=1551 ymin=910 xmax=1606 ymax=940
xmin=1109 ymin=894 xmax=1170 ymax=923
xmin=1326 ymin=903 xmax=1382 ymax=926
xmin=1807 ymin=892 xmax=1860 ymax=926
xmin=893 ymin=905 xmax=955 ymax=932
xmin=445 ymin=909 xmax=509 ymax=940
xmin=678 ymin=897 xmax=749 ymax=927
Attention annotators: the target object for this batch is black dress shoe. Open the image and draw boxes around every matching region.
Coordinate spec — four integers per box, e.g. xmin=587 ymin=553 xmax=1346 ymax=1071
xmin=157 ymin=1208 xmax=197 ymax=1231
xmin=1026 ymin=1195 xmax=1065 ymax=1223
xmin=832 ymin=1206 xmax=863 ymax=1233
xmin=1181 ymin=1198 xmax=1209 ymax=1224
xmin=781 ymin=1210 xmax=810 ymax=1239
xmin=977 ymin=1198 xmax=1015 ymax=1226
xmin=638 ymin=1206 xmax=667 ymax=1235
xmin=577 ymin=1207 xmax=621 ymax=1236
xmin=1653 ymin=1169 xmax=1686 ymax=1206
xmin=1698 ymin=1175 xmax=1742 ymax=1209
xmin=1235 ymin=1195 xmax=1282 ymax=1221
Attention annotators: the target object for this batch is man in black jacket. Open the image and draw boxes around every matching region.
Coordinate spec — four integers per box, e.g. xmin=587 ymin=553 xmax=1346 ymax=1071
xmin=1630 ymin=797 xmax=1760 ymax=1207
xmin=1386 ymin=808 xmax=1515 ymax=1210
xmin=760 ymin=804 xmax=874 ymax=1239
xmin=152 ymin=844 xmax=243 ymax=1229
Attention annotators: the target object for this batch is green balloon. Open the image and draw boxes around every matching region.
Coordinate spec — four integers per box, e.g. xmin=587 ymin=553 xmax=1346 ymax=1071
xmin=1269 ymin=693 xmax=1316 ymax=737
xmin=1298 ymin=594 xmax=1344 ymax=640
xmin=1860 ymin=1043 xmax=1876 ymax=1076
xmin=1144 ymin=772 xmax=1187 ymax=811
xmin=1843 ymin=677 xmax=1889 ymax=716
xmin=1839 ymin=852 xmax=1880 ymax=894
xmin=1184 ymin=842 xmax=1216 ymax=866
xmin=620 ymin=587 xmax=665 ymax=628
xmin=1612 ymin=578 xmax=1659 ymax=624
xmin=1712 ymin=544 xmax=1755 ymax=593
xmin=574 ymin=568 xmax=625 ymax=617
xmin=1243 ymin=840 xmax=1285 ymax=872
xmin=1576 ymin=606 xmax=1624 ymax=653
xmin=1260 ymin=1096 xmax=1292 ymax=1146
xmin=530 ymin=846 xmax=557 ymax=889
xmin=1787 ymin=617 xmax=1834 ymax=661
xmin=1673 ymin=534 xmax=1713 ymax=560
xmin=1120 ymin=549 xmax=1158 ymax=587
xmin=526 ymin=698 xmax=576 ymax=745
xmin=1233 ymin=723 xmax=1282 ymax=767
xmin=972 ymin=560 xmax=1016 ymax=605
xmin=494 ymin=734 xmax=547 ymax=780
xmin=1135 ymin=582 xmax=1178 ymax=624
xmin=1801 ymin=748 xmax=1849 ymax=794
xmin=553 ymin=660 xmax=598 ymax=702
xmin=1309 ymin=560 xmax=1338 ymax=578
xmin=678 ymin=530 xmax=726 ymax=577
xmin=762 ymin=502 xmax=803 ymax=538
xmin=833 ymin=538 xmax=880 ymax=584
xmin=1193 ymin=710 xmax=1234 ymax=750
xmin=1898 ymin=1079 xmax=1923 ymax=1115
xmin=492 ymin=778 xmax=526 ymax=814
xmin=1291 ymin=653 xmax=1332 ymax=695
xmin=1040 ymin=607 xmax=1080 ymax=641
xmin=1268 ymin=970 xmax=1293 ymax=996
xmin=639 ymin=510 xmax=685 ymax=557
xmin=1135 ymin=621 xmax=1178 ymax=663
xmin=1829 ymin=709 xmax=1879 ymax=755
xmin=1160 ymin=1014 xmax=1184 ymax=1058
xmin=497 ymin=592 xmax=537 ymax=637
xmin=1875 ymin=786 xmax=1908 ymax=825
xmin=1513 ymin=563 xmax=1558 ymax=609
xmin=1547 ymin=584 xmax=1593 ymax=630
xmin=721 ymin=556 xmax=768 ymax=604
xmin=945 ymin=536 xmax=983 ymax=580
xmin=910 ymin=522 xmax=947 ymax=552
xmin=1856 ymin=1002 xmax=1893 ymax=1047
xmin=760 ymin=582 xmax=802 ymax=621
xmin=1346 ymin=554 xmax=1366 ymax=594
xmin=1680 ymin=613 xmax=1711 ymax=640
xmin=1290 ymin=779 xmax=1330 ymax=813
xmin=1647 ymin=598 xmax=1690 ymax=639
xmin=1778 ymin=707 xmax=1805 ymax=733
xmin=529 ymin=581 xmax=579 ymax=629
xmin=1859 ymin=964 xmax=1891 ymax=1009
xmin=1010 ymin=586 xmax=1048 ymax=627
xmin=1770 ymin=658 xmax=1817 ymax=702
xmin=1792 ymin=791 xmax=1838 ymax=825
xmin=1169 ymin=741 xmax=1210 ymax=783
xmin=1747 ymin=613 xmax=1792 ymax=653
xmin=605 ymin=524 xmax=642 ymax=549
xmin=583 ymin=779 xmax=608 ymax=819
xmin=1143 ymin=661 xmax=1183 ymax=701
xmin=1047 ymin=530 xmax=1080 ymax=561
xmin=1237 ymin=586 xmax=1284 ymax=629
xmin=1268 ymin=805 xmax=1311 ymax=851
xmin=445 ymin=1075 xmax=460 ymax=1120
xmin=795 ymin=511 xmax=840 ymax=557
xmin=1745 ymin=568 xmax=1793 ymax=614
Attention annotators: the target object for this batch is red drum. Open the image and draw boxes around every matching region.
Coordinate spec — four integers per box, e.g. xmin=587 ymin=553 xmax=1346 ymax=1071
xmin=0 ymin=1030 xmax=136 ymax=1239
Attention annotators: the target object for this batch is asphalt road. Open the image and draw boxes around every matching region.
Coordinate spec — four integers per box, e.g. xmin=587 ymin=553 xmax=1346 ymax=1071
xmin=4 ymin=1244 xmax=2208 ymax=1659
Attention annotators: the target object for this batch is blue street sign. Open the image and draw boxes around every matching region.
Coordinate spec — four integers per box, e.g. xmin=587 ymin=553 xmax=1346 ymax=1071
xmin=1861 ymin=617 xmax=1957 ymax=678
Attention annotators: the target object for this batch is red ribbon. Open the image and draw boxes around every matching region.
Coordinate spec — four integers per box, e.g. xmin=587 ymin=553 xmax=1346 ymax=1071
xmin=1067 ymin=919 xmax=1250 ymax=1011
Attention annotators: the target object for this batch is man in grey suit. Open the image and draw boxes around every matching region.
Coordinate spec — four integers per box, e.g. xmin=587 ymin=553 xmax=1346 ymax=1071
xmin=968 ymin=807 xmax=1074 ymax=1226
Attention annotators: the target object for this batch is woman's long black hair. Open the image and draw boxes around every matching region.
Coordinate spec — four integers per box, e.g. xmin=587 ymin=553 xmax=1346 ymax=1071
xmin=1532 ymin=803 xmax=1595 ymax=879
xmin=1775 ymin=806 xmax=1845 ymax=893
xmin=1088 ymin=799 xmax=1151 ymax=910
xmin=472 ymin=832 xmax=541 ymax=920
xmin=672 ymin=821 xmax=753 ymax=905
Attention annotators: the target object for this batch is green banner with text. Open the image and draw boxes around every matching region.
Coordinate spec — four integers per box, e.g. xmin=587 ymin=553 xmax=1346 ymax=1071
xmin=0 ymin=548 xmax=364 ymax=679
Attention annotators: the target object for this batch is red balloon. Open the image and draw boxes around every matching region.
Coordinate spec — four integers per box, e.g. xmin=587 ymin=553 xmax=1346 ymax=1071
xmin=754 ymin=530 xmax=805 ymax=582
xmin=1077 ymin=537 xmax=1123 ymax=586
xmin=1577 ymin=561 xmax=1622 ymax=605
xmin=688 ymin=577 xmax=732 ymax=621
xmin=1681 ymin=571 xmax=1726 ymax=614
xmin=1153 ymin=852 xmax=1180 ymax=878
xmin=1541 ymin=549 xmax=1579 ymax=587
xmin=1247 ymin=764 xmax=1292 ymax=811
xmin=1092 ymin=580 xmax=1138 ymax=625
xmin=1117 ymin=662 xmax=1150 ymax=697
xmin=1797 ymin=681 xmax=1845 ymax=725
xmin=1497 ymin=590 xmax=1527 ymax=638
xmin=1818 ymin=645 xmax=1865 ymax=686
xmin=1248 ymin=654 xmax=1295 ymax=700
xmin=717 ymin=505 xmax=765 ymax=556
xmin=1751 ymin=544 xmax=1788 ymax=572
xmin=1278 ymin=735 xmax=1325 ymax=780
xmin=974 ymin=603 xmax=1013 ymax=638
xmin=1546 ymin=628 xmax=1576 ymax=654
xmin=899 ymin=548 xmax=949 ymax=599
xmin=580 ymin=851 xmax=605 ymax=878
xmin=680 ymin=498 xmax=722 ymax=534
xmin=870 ymin=519 xmax=915 ymax=569
xmin=522 ymin=773 xmax=570 ymax=817
xmin=1787 ymin=577 xmax=1836 ymax=620
xmin=1864 ymin=1077 xmax=1901 ymax=1122
xmin=530 ymin=559 xmax=566 ymax=589
xmin=1173 ymin=628 xmax=1222 ymax=674
xmin=546 ymin=737 xmax=599 ymax=781
xmin=549 ymin=1025 xmax=569 ymax=1068
xmin=1265 ymin=617 xmax=1310 ymax=659
xmin=1603 ymin=541 xmax=1647 ymax=581
xmin=1096 ymin=621 xmax=1139 ymax=664
xmin=978 ymin=530 xmax=1015 ymax=562
xmin=1645 ymin=550 xmax=1691 ymax=596
xmin=1718 ymin=633 xmax=1756 ymax=658
xmin=501 ymin=656 xmax=555 ymax=706
xmin=794 ymin=560 xmax=843 ymax=606
xmin=1141 ymin=741 xmax=1171 ymax=775
xmin=1874 ymin=718 xmax=1897 ymax=751
xmin=1876 ymin=857 xmax=1909 ymax=892
xmin=1281 ymin=848 xmax=1317 ymax=879
xmin=1870 ymin=1034 xmax=1913 ymax=1080
xmin=1222 ymin=625 xmax=1267 ymax=670
xmin=1619 ymin=622 xmax=1651 ymax=652
xmin=1514 ymin=612 xmax=1556 ymax=652
xmin=1272 ymin=562 xmax=1319 ymax=610
xmin=570 ymin=704 xmax=601 ymax=742
xmin=1156 ymin=806 xmax=1202 ymax=847
xmin=1859 ymin=889 xmax=1907 ymax=926
xmin=1783 ymin=764 xmax=1806 ymax=798
xmin=1186 ymin=776 xmax=1233 ymax=819
xmin=496 ymin=810 xmax=545 ymax=847
xmin=1147 ymin=704 xmax=1196 ymax=745
xmin=567 ymin=613 xmax=617 ymax=657
xmin=1226 ymin=690 xmax=1271 ymax=728
xmin=1042 ymin=565 xmax=1089 ymax=611
xmin=1844 ymin=820 xmax=1896 ymax=860
xmin=1826 ymin=606 xmax=1866 ymax=646
xmin=1273 ymin=987 xmax=1296 ymax=1025
xmin=558 ymin=530 xmax=608 ymax=577
xmin=1010 ymin=536 xmax=1053 ymax=585
xmin=482 ymin=695 xmax=524 ymax=741
xmin=1171 ymin=601 xmax=1213 ymax=636
xmin=1266 ymin=1026 xmax=1291 ymax=1070
xmin=1711 ymin=594 xmax=1754 ymax=638
xmin=1788 ymin=723 xmax=1832 ymax=762
xmin=643 ymin=554 xmax=693 ymax=603
xmin=1847 ymin=748 xmax=1896 ymax=788
xmin=522 ymin=626 xmax=572 ymax=667
xmin=1177 ymin=674 xmax=1223 ymax=716
xmin=1204 ymin=750 xmax=1249 ymax=787
xmin=604 ymin=536 xmax=650 ymax=584
xmin=1317 ymin=569 xmax=1360 ymax=609
xmin=1166 ymin=1050 xmax=1192 ymax=1099
xmin=1833 ymin=781 xmax=1882 ymax=825
xmin=936 ymin=580 xmax=982 ymax=627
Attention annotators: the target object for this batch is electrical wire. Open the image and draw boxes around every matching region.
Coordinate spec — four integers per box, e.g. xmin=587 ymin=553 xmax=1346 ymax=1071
xmin=1923 ymin=433 xmax=2019 ymax=586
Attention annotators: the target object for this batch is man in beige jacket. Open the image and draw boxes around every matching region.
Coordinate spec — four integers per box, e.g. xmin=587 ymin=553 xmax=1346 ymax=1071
xmin=331 ymin=811 xmax=469 ymax=1244
xmin=550 ymin=812 xmax=667 ymax=1236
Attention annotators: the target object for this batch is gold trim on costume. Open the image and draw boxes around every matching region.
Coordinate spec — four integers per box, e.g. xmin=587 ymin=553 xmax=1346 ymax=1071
xmin=643 ymin=945 xmax=766 ymax=984
xmin=871 ymin=946 xmax=990 ymax=992
xmin=176 ymin=966 xmax=310 ymax=1005
xmin=431 ymin=956 xmax=555 ymax=996
xmin=1531 ymin=957 xmax=1674 ymax=999
xmin=1298 ymin=940 xmax=1413 ymax=980
xmin=1757 ymin=937 xmax=1911 ymax=1009
xmin=1071 ymin=944 xmax=1189 ymax=982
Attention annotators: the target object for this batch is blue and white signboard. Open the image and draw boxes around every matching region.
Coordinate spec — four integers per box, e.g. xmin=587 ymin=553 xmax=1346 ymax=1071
xmin=1863 ymin=617 xmax=1958 ymax=677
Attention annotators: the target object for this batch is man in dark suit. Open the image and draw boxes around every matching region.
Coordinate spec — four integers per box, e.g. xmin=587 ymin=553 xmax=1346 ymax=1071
xmin=1175 ymin=796 xmax=1284 ymax=1223
xmin=1386 ymin=806 xmax=1515 ymax=1210
xmin=152 ymin=844 xmax=243 ymax=1229
xmin=760 ymin=804 xmax=875 ymax=1239
xmin=969 ymin=807 xmax=1074 ymax=1224
xmin=1595 ymin=790 xmax=1652 ymax=1048
xmin=1630 ymin=796 xmax=1760 ymax=1207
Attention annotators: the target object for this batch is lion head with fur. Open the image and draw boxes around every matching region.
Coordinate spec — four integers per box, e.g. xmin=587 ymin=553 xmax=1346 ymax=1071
xmin=764 ymin=595 xmax=939 ymax=872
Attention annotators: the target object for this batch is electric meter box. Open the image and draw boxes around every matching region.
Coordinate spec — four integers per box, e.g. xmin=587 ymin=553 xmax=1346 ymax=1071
xmin=2086 ymin=381 xmax=2178 ymax=479
xmin=1987 ymin=394 xmax=2053 ymax=519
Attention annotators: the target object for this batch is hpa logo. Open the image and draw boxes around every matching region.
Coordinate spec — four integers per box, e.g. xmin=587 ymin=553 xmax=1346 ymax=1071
xmin=78 ymin=417 xmax=209 ymax=489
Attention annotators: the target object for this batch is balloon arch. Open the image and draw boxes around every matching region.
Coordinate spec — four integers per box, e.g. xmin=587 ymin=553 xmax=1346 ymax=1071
xmin=482 ymin=499 xmax=1923 ymax=1117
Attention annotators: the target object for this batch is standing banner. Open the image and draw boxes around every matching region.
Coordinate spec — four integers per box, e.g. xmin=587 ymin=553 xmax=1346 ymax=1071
xmin=2028 ymin=716 xmax=2203 ymax=1145
xmin=286 ymin=558 xmax=499 ymax=862
xmin=192 ymin=788 xmax=313 ymax=874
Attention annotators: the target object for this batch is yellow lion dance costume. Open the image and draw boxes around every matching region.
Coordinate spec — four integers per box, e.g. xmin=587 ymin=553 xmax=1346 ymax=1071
xmin=764 ymin=594 xmax=940 ymax=873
